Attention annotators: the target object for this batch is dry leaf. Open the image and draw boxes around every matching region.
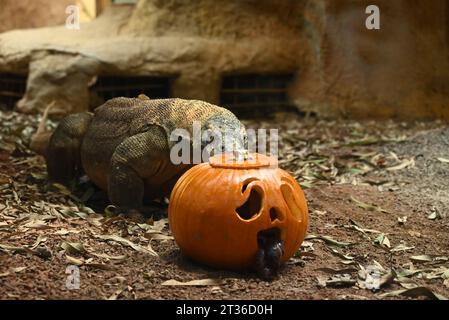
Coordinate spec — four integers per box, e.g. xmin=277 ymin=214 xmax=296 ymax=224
xmin=91 ymin=252 xmax=127 ymax=261
xmin=13 ymin=267 xmax=27 ymax=273
xmin=60 ymin=242 xmax=86 ymax=255
xmin=373 ymin=234 xmax=391 ymax=248
xmin=108 ymin=288 xmax=125 ymax=300
xmin=305 ymin=234 xmax=352 ymax=247
xmin=161 ymin=279 xmax=220 ymax=286
xmin=95 ymin=234 xmax=158 ymax=257
xmin=316 ymin=267 xmax=358 ymax=275
xmin=351 ymin=196 xmax=388 ymax=213
xmin=386 ymin=158 xmax=414 ymax=171
xmin=397 ymin=216 xmax=407 ymax=224
xmin=380 ymin=286 xmax=447 ymax=300
xmin=66 ymin=255 xmax=84 ymax=266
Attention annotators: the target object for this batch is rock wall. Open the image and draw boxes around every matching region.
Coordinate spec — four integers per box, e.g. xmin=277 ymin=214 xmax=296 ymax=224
xmin=0 ymin=0 xmax=448 ymax=119
xmin=124 ymin=0 xmax=305 ymax=38
xmin=295 ymin=0 xmax=449 ymax=119
xmin=0 ymin=0 xmax=73 ymax=33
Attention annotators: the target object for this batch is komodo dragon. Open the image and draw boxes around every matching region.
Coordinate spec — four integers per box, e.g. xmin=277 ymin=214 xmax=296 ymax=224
xmin=42 ymin=95 xmax=246 ymax=211
xmin=32 ymin=95 xmax=283 ymax=280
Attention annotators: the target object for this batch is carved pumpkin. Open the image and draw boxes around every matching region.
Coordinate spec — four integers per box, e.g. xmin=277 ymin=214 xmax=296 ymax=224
xmin=168 ymin=153 xmax=308 ymax=270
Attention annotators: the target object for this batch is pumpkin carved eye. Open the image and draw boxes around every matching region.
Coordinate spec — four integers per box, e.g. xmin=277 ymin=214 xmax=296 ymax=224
xmin=241 ymin=177 xmax=260 ymax=193
xmin=281 ymin=183 xmax=303 ymax=222
xmin=236 ymin=185 xmax=263 ymax=221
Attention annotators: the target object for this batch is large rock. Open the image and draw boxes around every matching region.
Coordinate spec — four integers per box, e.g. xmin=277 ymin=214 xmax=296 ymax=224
xmin=295 ymin=0 xmax=449 ymax=119
xmin=0 ymin=0 xmax=74 ymax=33
xmin=0 ymin=0 xmax=448 ymax=119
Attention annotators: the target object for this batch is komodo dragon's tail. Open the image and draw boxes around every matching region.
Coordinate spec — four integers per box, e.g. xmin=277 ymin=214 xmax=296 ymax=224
xmin=29 ymin=102 xmax=56 ymax=156
xmin=46 ymin=112 xmax=93 ymax=185
xmin=30 ymin=103 xmax=94 ymax=185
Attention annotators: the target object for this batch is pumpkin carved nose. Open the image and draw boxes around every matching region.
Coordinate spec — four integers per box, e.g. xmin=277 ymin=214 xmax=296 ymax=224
xmin=269 ymin=207 xmax=285 ymax=223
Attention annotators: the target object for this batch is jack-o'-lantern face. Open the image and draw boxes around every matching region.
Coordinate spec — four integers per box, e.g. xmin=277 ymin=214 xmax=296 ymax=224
xmin=168 ymin=153 xmax=308 ymax=270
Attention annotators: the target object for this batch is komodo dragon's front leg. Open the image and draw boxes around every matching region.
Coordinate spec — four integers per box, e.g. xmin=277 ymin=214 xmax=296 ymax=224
xmin=108 ymin=125 xmax=186 ymax=215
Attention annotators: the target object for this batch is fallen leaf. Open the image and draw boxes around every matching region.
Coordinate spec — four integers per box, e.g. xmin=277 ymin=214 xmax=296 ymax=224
xmin=0 ymin=243 xmax=33 ymax=255
xmin=13 ymin=267 xmax=27 ymax=273
xmin=316 ymin=267 xmax=358 ymax=275
xmin=95 ymin=234 xmax=158 ymax=257
xmin=396 ymin=268 xmax=425 ymax=278
xmin=410 ymin=255 xmax=433 ymax=263
xmin=305 ymin=234 xmax=352 ymax=247
xmin=358 ymin=266 xmax=395 ymax=291
xmin=444 ymin=279 xmax=449 ymax=289
xmin=84 ymin=263 xmax=114 ymax=270
xmin=328 ymin=247 xmax=354 ymax=260
xmin=30 ymin=235 xmax=47 ymax=250
xmin=410 ymin=255 xmax=448 ymax=263
xmin=351 ymin=196 xmax=388 ymax=213
xmin=317 ymin=275 xmax=356 ymax=288
xmin=153 ymin=218 xmax=168 ymax=232
xmin=373 ymin=233 xmax=391 ymax=248
xmin=91 ymin=252 xmax=127 ymax=261
xmin=346 ymin=137 xmax=381 ymax=147
xmin=23 ymin=220 xmax=51 ymax=230
xmin=66 ymin=255 xmax=84 ymax=266
xmin=347 ymin=220 xmax=380 ymax=234
xmin=390 ymin=244 xmax=415 ymax=252
xmin=380 ymin=287 xmax=447 ymax=300
xmin=143 ymin=271 xmax=156 ymax=279
xmin=312 ymin=210 xmax=327 ymax=216
xmin=427 ymin=207 xmax=442 ymax=220
xmin=161 ymin=279 xmax=220 ymax=286
xmin=408 ymin=230 xmax=421 ymax=238
xmin=60 ymin=242 xmax=86 ymax=255
xmin=144 ymin=232 xmax=174 ymax=241
xmin=211 ymin=286 xmax=223 ymax=294
xmin=397 ymin=216 xmax=407 ymax=225
xmin=386 ymin=158 xmax=415 ymax=171
xmin=108 ymin=288 xmax=125 ymax=300
xmin=54 ymin=228 xmax=81 ymax=235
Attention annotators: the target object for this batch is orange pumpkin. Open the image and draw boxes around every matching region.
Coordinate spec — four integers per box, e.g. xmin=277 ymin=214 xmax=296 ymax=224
xmin=168 ymin=153 xmax=308 ymax=270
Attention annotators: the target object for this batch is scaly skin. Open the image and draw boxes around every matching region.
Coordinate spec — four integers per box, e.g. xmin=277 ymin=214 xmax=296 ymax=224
xmin=46 ymin=95 xmax=246 ymax=212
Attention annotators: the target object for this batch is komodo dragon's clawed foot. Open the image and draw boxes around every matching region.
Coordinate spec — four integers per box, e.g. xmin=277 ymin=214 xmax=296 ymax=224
xmin=255 ymin=228 xmax=284 ymax=281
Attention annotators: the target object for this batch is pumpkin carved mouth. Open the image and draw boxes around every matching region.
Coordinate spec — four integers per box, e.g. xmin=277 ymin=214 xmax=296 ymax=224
xmin=255 ymin=227 xmax=284 ymax=280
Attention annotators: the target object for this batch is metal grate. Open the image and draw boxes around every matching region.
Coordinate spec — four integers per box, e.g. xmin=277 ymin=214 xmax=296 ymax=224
xmin=0 ymin=73 xmax=27 ymax=110
xmin=90 ymin=75 xmax=172 ymax=108
xmin=220 ymin=74 xmax=295 ymax=115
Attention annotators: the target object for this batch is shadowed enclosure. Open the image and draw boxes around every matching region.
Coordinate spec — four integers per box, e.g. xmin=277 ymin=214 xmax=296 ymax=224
xmin=0 ymin=73 xmax=27 ymax=110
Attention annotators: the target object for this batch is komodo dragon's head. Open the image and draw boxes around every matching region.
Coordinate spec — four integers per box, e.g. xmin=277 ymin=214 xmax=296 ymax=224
xmin=201 ymin=110 xmax=248 ymax=157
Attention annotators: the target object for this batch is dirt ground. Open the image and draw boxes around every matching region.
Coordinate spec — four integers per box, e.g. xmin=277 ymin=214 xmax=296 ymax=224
xmin=0 ymin=110 xmax=448 ymax=300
